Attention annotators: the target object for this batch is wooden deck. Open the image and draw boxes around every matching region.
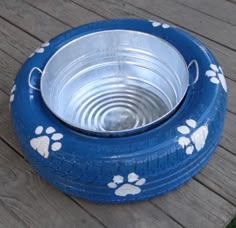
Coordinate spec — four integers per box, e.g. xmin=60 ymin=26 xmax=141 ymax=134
xmin=0 ymin=0 xmax=236 ymax=227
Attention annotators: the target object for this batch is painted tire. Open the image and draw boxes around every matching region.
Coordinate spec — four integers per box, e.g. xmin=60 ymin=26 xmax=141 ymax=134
xmin=10 ymin=19 xmax=227 ymax=203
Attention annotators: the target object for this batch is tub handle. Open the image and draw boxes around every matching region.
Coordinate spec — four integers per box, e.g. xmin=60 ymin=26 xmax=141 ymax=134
xmin=188 ymin=59 xmax=199 ymax=86
xmin=28 ymin=67 xmax=42 ymax=91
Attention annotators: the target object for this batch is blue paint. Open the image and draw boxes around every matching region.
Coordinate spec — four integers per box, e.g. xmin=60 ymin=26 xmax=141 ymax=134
xmin=10 ymin=19 xmax=227 ymax=203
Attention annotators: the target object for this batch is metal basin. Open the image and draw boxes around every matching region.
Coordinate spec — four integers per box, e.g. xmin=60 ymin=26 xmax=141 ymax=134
xmin=41 ymin=30 xmax=189 ymax=136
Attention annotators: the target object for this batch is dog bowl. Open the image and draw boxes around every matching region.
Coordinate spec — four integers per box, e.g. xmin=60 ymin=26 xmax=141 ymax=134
xmin=39 ymin=30 xmax=194 ymax=136
xmin=12 ymin=19 xmax=226 ymax=203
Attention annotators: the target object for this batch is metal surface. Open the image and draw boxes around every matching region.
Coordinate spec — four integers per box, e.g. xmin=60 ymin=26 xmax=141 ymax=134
xmin=40 ymin=30 xmax=189 ymax=136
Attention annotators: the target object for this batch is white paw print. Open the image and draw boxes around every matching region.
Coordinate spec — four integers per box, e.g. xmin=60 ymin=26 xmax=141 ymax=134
xmin=10 ymin=84 xmax=16 ymax=103
xmin=107 ymin=173 xmax=146 ymax=197
xmin=177 ymin=119 xmax=208 ymax=155
xmin=149 ymin=19 xmax=170 ymax=28
xmin=30 ymin=126 xmax=63 ymax=158
xmin=29 ymin=41 xmax=50 ymax=58
xmin=206 ymin=64 xmax=227 ymax=92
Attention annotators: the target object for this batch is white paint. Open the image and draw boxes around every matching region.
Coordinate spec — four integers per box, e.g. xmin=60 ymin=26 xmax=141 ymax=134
xmin=113 ymin=175 xmax=124 ymax=184
xmin=210 ymin=64 xmax=219 ymax=72
xmin=206 ymin=70 xmax=216 ymax=77
xmin=46 ymin=127 xmax=55 ymax=134
xmin=29 ymin=41 xmax=50 ymax=58
xmin=10 ymin=84 xmax=16 ymax=103
xmin=30 ymin=126 xmax=63 ymax=158
xmin=177 ymin=125 xmax=190 ymax=134
xmin=186 ymin=145 xmax=194 ymax=155
xmin=191 ymin=126 xmax=208 ymax=151
xmin=51 ymin=133 xmax=63 ymax=140
xmin=115 ymin=184 xmax=141 ymax=197
xmin=219 ymin=66 xmax=224 ymax=74
xmin=108 ymin=172 xmax=146 ymax=197
xmin=152 ymin=21 xmax=161 ymax=27
xmin=41 ymin=42 xmax=50 ymax=47
xmin=135 ymin=178 xmax=146 ymax=186
xmin=186 ymin=119 xmax=196 ymax=128
xmin=162 ymin=24 xmax=170 ymax=28
xmin=107 ymin=182 xmax=117 ymax=188
xmin=148 ymin=19 xmax=160 ymax=27
xmin=10 ymin=94 xmax=14 ymax=102
xmin=206 ymin=64 xmax=227 ymax=92
xmin=149 ymin=20 xmax=170 ymax=29
xmin=30 ymin=135 xmax=50 ymax=158
xmin=210 ymin=77 xmax=219 ymax=84
xmin=11 ymin=84 xmax=16 ymax=93
xmin=177 ymin=119 xmax=208 ymax=155
xmin=128 ymin=172 xmax=139 ymax=183
xmin=51 ymin=142 xmax=62 ymax=151
xmin=178 ymin=136 xmax=190 ymax=149
xmin=218 ymin=73 xmax=227 ymax=93
xmin=35 ymin=48 xmax=44 ymax=53
xmin=29 ymin=52 xmax=34 ymax=58
xmin=35 ymin=126 xmax=43 ymax=134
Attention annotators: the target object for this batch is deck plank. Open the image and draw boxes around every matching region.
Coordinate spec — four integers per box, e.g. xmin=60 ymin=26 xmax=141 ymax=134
xmin=2 ymin=0 xmax=235 ymax=84
xmin=0 ymin=18 xmax=40 ymax=63
xmin=195 ymin=147 xmax=236 ymax=206
xmin=72 ymin=0 xmax=236 ymax=50
xmin=169 ymin=0 xmax=236 ymax=25
xmin=221 ymin=112 xmax=236 ymax=155
xmin=151 ymin=180 xmax=235 ymax=228
xmin=123 ymin=0 xmax=236 ymax=50
xmin=0 ymin=0 xmax=69 ymax=41
xmin=228 ymin=82 xmax=236 ymax=114
xmin=24 ymin=0 xmax=101 ymax=27
xmin=70 ymin=0 xmax=236 ymax=82
xmin=0 ymin=200 xmax=29 ymax=228
xmin=0 ymin=50 xmax=21 ymax=95
xmin=227 ymin=0 xmax=236 ymax=4
xmin=77 ymin=200 xmax=183 ymax=228
xmin=0 ymin=138 xmax=105 ymax=228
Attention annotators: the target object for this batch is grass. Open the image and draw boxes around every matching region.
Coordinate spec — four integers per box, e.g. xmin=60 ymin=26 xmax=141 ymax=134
xmin=226 ymin=215 xmax=236 ymax=228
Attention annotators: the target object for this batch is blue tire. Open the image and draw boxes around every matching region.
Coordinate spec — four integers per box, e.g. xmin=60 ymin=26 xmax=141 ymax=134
xmin=10 ymin=19 xmax=227 ymax=203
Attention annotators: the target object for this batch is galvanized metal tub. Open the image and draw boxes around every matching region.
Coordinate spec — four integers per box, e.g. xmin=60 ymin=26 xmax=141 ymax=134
xmin=39 ymin=30 xmax=195 ymax=136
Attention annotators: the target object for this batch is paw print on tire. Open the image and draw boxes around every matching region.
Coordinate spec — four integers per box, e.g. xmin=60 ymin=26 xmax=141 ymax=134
xmin=30 ymin=126 xmax=63 ymax=158
xmin=206 ymin=64 xmax=227 ymax=92
xmin=10 ymin=84 xmax=16 ymax=103
xmin=107 ymin=173 xmax=146 ymax=197
xmin=29 ymin=41 xmax=50 ymax=58
xmin=177 ymin=119 xmax=208 ymax=155
xmin=148 ymin=19 xmax=170 ymax=28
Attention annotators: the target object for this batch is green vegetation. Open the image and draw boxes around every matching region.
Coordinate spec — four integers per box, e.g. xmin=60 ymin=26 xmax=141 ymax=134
xmin=226 ymin=215 xmax=236 ymax=228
